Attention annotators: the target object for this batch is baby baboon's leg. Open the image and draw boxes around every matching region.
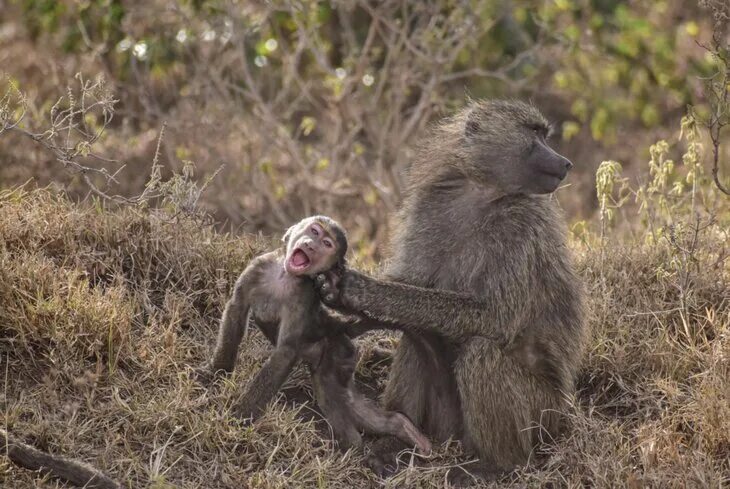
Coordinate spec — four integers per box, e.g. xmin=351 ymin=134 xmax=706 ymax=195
xmin=310 ymin=364 xmax=363 ymax=450
xmin=350 ymin=391 xmax=432 ymax=454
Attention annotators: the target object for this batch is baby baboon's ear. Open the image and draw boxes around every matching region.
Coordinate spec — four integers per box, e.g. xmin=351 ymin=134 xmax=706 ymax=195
xmin=282 ymin=224 xmax=296 ymax=244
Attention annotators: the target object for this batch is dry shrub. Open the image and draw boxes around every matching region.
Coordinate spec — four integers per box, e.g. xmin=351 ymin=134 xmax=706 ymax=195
xmin=1 ymin=188 xmax=728 ymax=488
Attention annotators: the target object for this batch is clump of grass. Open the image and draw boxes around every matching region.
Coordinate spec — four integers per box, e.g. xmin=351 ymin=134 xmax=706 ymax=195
xmin=1 ymin=186 xmax=728 ymax=487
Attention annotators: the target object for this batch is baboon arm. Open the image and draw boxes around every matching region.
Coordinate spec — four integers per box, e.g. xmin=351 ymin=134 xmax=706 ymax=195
xmin=320 ymin=269 xmax=523 ymax=342
xmin=233 ymin=344 xmax=298 ymax=420
xmin=209 ymin=269 xmax=255 ymax=373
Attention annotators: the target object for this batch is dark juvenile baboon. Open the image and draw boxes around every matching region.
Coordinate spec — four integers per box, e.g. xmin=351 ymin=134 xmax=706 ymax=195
xmin=316 ymin=100 xmax=588 ymax=482
xmin=200 ymin=216 xmax=430 ymax=453
xmin=1 ymin=429 xmax=119 ymax=489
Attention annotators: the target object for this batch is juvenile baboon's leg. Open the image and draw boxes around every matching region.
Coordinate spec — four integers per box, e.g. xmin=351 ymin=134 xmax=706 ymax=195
xmin=349 ymin=392 xmax=432 ymax=454
xmin=362 ymin=336 xmax=427 ymax=476
xmin=310 ymin=368 xmax=363 ymax=450
xmin=365 ymin=333 xmax=459 ymax=475
xmin=1 ymin=429 xmax=120 ymax=489
xmin=209 ymin=278 xmax=250 ymax=373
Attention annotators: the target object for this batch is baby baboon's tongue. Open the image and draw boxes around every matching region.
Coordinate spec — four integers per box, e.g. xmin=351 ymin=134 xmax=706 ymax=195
xmin=291 ymin=249 xmax=310 ymax=267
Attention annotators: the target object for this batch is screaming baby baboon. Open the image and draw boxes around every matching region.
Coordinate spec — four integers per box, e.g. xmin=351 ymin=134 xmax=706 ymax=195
xmin=316 ymin=100 xmax=588 ymax=483
xmin=200 ymin=216 xmax=430 ymax=453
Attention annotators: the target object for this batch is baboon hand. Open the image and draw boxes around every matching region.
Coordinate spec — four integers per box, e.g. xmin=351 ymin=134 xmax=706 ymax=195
xmin=315 ymin=269 xmax=343 ymax=307
xmin=316 ymin=268 xmax=368 ymax=312
xmin=316 ymin=267 xmax=365 ymax=307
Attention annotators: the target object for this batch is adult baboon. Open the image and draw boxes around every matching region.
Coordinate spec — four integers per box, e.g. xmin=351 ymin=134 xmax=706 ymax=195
xmin=316 ymin=99 xmax=588 ymax=483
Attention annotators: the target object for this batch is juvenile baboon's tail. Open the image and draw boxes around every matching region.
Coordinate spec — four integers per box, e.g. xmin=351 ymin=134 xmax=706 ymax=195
xmin=1 ymin=428 xmax=120 ymax=489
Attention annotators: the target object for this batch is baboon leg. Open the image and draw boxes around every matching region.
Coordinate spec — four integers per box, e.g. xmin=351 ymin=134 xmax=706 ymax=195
xmin=310 ymin=369 xmax=362 ymax=450
xmin=209 ymin=282 xmax=250 ymax=373
xmin=233 ymin=345 xmax=298 ymax=420
xmin=349 ymin=391 xmax=432 ymax=454
xmin=381 ymin=336 xmax=429 ymax=427
xmin=364 ymin=335 xmax=435 ymax=476
xmin=455 ymin=338 xmax=563 ymax=474
xmin=384 ymin=333 xmax=461 ymax=440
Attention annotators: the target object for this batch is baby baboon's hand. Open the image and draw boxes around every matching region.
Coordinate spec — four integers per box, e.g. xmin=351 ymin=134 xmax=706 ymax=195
xmin=193 ymin=364 xmax=227 ymax=386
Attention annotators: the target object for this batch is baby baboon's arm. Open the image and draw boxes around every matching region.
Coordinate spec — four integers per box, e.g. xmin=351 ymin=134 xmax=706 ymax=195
xmin=233 ymin=344 xmax=298 ymax=420
xmin=316 ymin=268 xmax=526 ymax=343
xmin=208 ymin=264 xmax=259 ymax=373
xmin=234 ymin=310 xmax=304 ymax=420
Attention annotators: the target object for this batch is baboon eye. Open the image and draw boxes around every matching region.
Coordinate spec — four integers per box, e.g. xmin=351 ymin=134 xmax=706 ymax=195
xmin=311 ymin=226 xmax=319 ymax=236
xmin=323 ymin=239 xmax=333 ymax=249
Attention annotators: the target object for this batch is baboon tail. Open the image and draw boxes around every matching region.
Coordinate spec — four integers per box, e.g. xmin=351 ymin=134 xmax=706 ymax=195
xmin=1 ymin=428 xmax=120 ymax=489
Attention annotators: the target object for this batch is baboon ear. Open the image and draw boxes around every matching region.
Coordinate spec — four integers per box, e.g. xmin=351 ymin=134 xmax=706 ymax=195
xmin=465 ymin=116 xmax=480 ymax=137
xmin=282 ymin=224 xmax=295 ymax=244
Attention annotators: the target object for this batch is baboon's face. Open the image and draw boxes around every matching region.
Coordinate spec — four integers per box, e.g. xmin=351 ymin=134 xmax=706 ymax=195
xmin=464 ymin=101 xmax=573 ymax=195
xmin=283 ymin=217 xmax=345 ymax=277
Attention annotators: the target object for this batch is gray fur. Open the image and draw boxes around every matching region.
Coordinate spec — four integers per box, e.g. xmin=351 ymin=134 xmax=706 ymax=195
xmin=316 ymin=99 xmax=587 ymax=481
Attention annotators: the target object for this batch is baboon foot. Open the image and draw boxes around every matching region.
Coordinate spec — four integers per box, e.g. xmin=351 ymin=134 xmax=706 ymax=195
xmin=365 ymin=345 xmax=394 ymax=366
xmin=231 ymin=407 xmax=257 ymax=427
xmin=446 ymin=463 xmax=502 ymax=487
xmin=193 ymin=365 xmax=215 ymax=385
xmin=365 ymin=451 xmax=399 ymax=479
xmin=193 ymin=364 xmax=230 ymax=386
xmin=363 ymin=436 xmax=410 ymax=478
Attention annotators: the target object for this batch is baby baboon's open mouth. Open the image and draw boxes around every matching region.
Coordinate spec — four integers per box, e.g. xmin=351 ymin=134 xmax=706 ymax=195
xmin=287 ymin=248 xmax=311 ymax=273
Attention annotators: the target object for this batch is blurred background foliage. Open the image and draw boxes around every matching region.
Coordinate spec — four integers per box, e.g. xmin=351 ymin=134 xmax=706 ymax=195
xmin=0 ymin=0 xmax=727 ymax=257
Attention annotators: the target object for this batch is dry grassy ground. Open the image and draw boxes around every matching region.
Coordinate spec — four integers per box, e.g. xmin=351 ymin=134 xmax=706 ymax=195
xmin=1 ymin=188 xmax=728 ymax=488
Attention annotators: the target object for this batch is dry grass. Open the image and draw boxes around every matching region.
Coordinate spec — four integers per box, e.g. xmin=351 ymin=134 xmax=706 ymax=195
xmin=1 ymin=188 xmax=728 ymax=488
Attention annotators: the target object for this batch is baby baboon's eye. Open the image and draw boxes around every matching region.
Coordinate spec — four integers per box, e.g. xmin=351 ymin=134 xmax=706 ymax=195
xmin=323 ymin=238 xmax=333 ymax=248
xmin=311 ymin=226 xmax=319 ymax=236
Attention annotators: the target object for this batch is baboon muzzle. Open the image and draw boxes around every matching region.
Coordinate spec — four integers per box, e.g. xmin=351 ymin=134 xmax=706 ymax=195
xmin=531 ymin=140 xmax=573 ymax=180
